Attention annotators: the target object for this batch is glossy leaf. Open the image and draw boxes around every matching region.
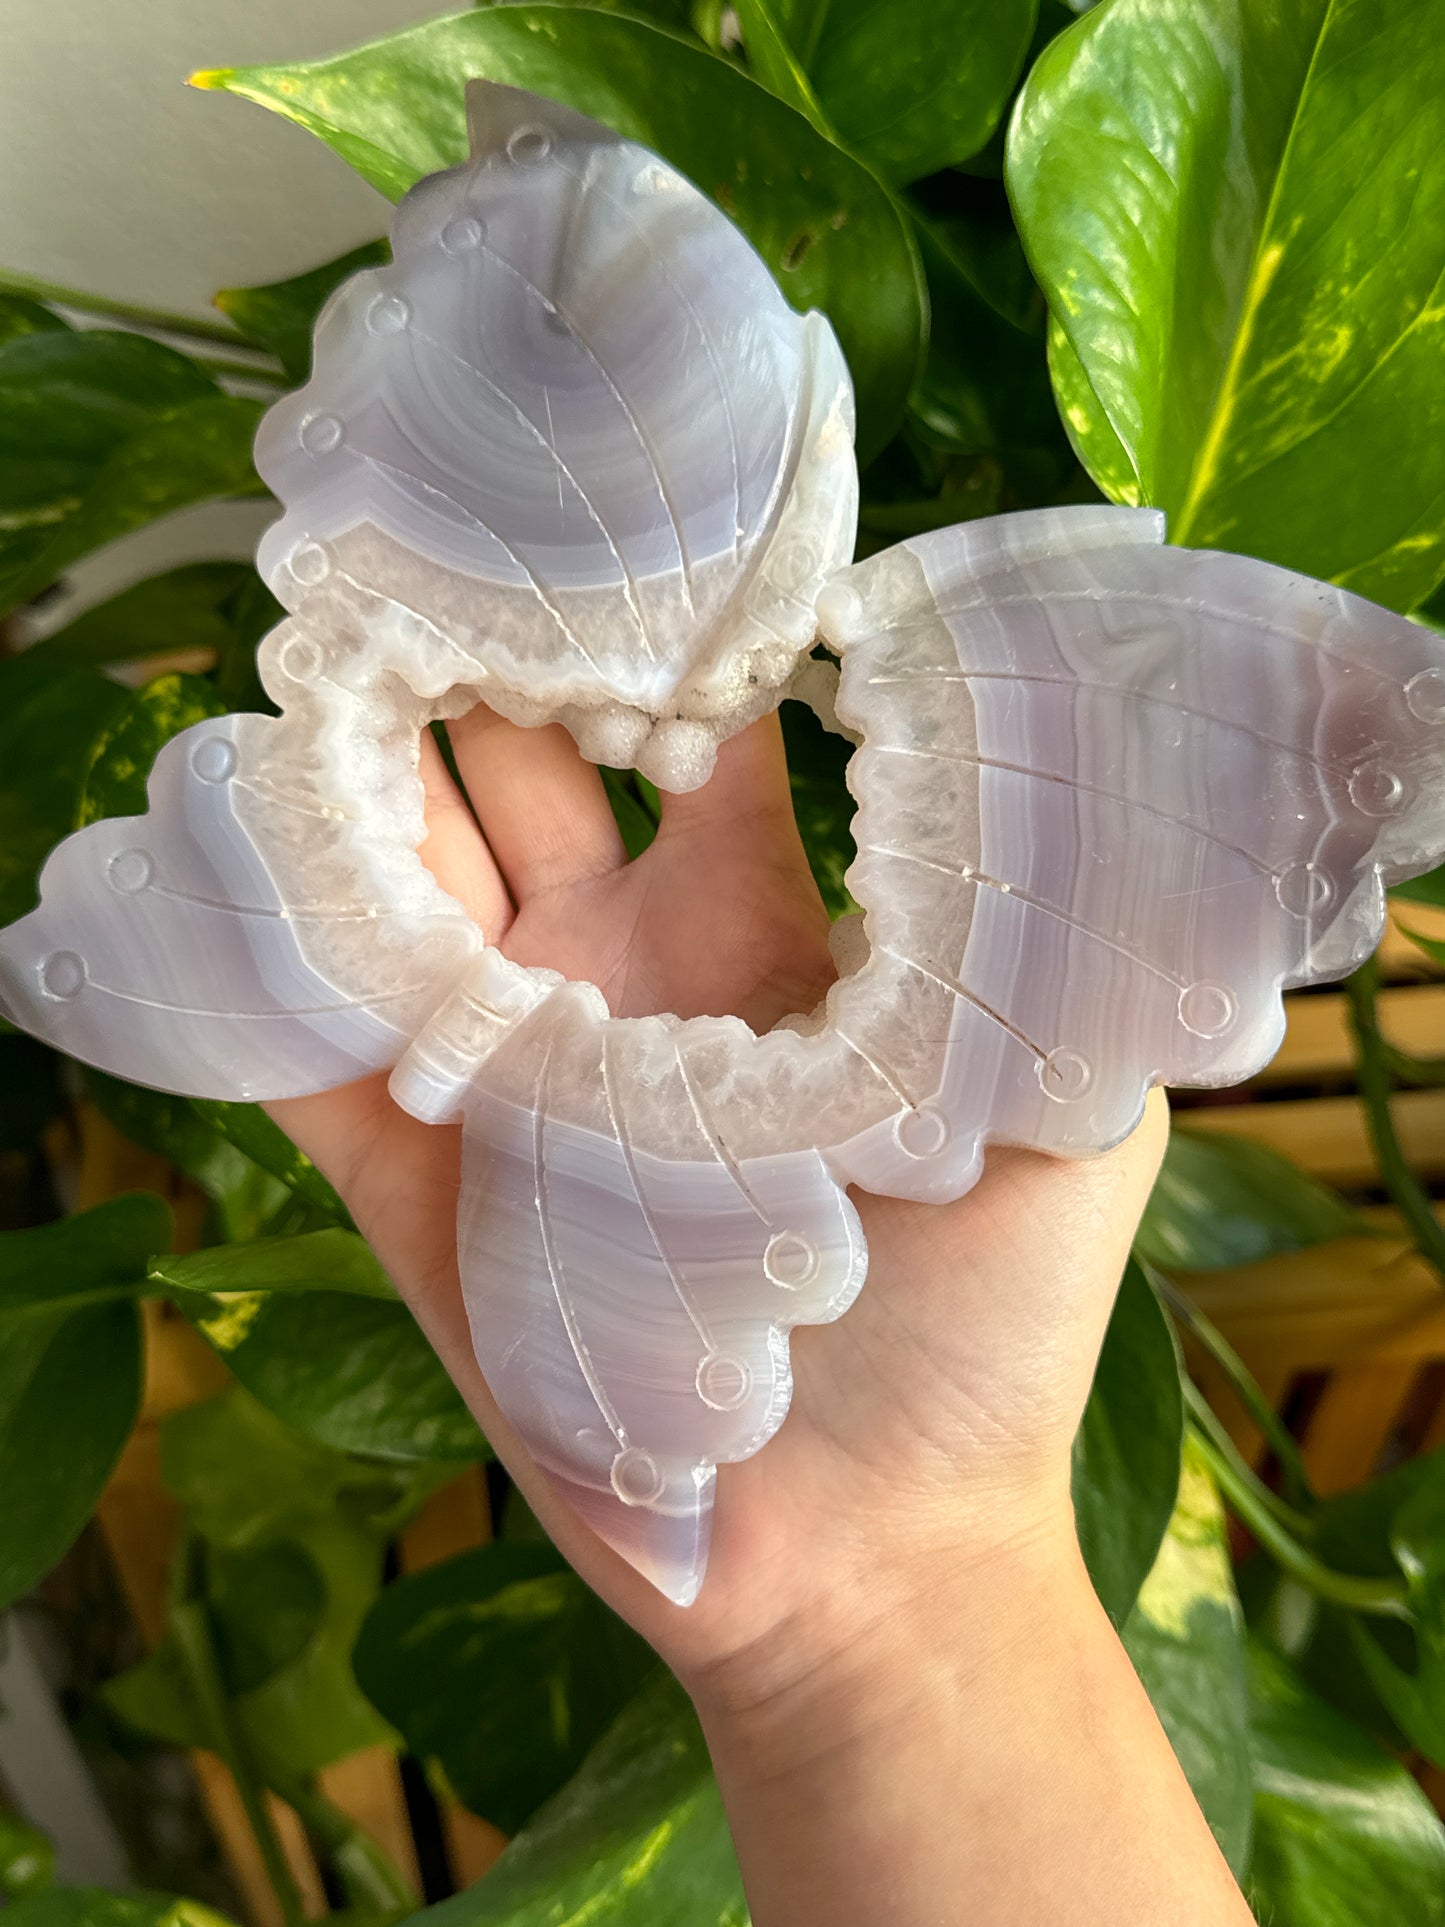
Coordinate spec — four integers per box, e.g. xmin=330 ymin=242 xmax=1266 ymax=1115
xmin=196 ymin=4 xmax=926 ymax=458
xmin=0 ymin=1195 xmax=168 ymax=1609
xmin=154 ymin=1230 xmax=392 ymax=1301
xmin=0 ymin=653 xmax=129 ymax=924
xmin=742 ymin=0 xmax=1038 ymax=182
xmin=399 ymin=1671 xmax=745 ymax=1927
xmin=0 ymin=294 xmax=66 ymax=344
xmin=36 ymin=564 xmax=257 ymax=675
xmin=1136 ymin=1129 xmax=1359 ymax=1272
xmin=780 ymin=696 xmax=856 ymax=919
xmin=1246 ymin=1638 xmax=1445 ymax=1927
xmin=1072 ymin=1258 xmax=1184 ymax=1628
xmin=215 ymin=241 xmax=391 ymax=382
xmin=355 ymin=1542 xmax=654 ymax=1832
xmin=85 ymin=1073 xmax=290 ymax=1246
xmin=0 ymin=1893 xmax=237 ymax=1927
xmin=79 ymin=671 xmax=228 ymax=825
xmin=0 ymin=1811 xmax=55 ymax=1898
xmin=1008 ymin=0 xmax=1445 ymax=612
xmin=188 ymin=1103 xmax=349 ymax=1225
xmin=1395 ymin=866 xmax=1445 ymax=910
xmin=0 ymin=329 xmax=264 ymax=614
xmin=1122 ymin=1437 xmax=1252 ymax=1876
xmin=121 ymin=1391 xmax=443 ymax=1776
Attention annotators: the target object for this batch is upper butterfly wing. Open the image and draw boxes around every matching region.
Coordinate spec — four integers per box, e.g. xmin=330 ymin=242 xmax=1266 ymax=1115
xmin=818 ymin=505 xmax=1445 ymax=1201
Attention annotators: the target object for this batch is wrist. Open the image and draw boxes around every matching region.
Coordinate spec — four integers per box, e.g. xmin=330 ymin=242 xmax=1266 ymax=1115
xmin=685 ymin=1501 xmax=1095 ymax=1784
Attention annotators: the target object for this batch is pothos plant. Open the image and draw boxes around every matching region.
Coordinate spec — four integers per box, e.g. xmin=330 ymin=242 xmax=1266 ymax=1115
xmin=2 ymin=1 xmax=1445 ymax=1923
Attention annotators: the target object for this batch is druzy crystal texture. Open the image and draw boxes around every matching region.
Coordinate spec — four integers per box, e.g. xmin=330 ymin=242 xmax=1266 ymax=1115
xmin=3 ymin=83 xmax=1445 ymax=1606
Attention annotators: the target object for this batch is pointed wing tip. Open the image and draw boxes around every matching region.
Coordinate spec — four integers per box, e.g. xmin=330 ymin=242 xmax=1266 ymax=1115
xmin=545 ymin=1461 xmax=715 ymax=1610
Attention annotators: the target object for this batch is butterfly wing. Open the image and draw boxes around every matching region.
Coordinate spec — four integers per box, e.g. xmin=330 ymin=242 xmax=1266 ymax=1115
xmin=0 ymin=704 xmax=480 ymax=1100
xmin=396 ymin=959 xmax=865 ymax=1607
xmin=817 ymin=504 xmax=1445 ymax=1201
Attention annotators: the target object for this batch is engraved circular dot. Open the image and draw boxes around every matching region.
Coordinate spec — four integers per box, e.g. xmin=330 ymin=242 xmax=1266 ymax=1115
xmin=610 ymin=1447 xmax=664 ymax=1507
xmin=366 ymin=293 xmax=411 ymax=335
xmin=279 ymin=635 xmax=324 ymax=683
xmin=107 ymin=848 xmax=153 ymax=895
xmin=289 ymin=541 xmax=331 ymax=588
xmin=815 ymin=581 xmax=866 ymax=642
xmin=299 ymin=411 xmax=345 ymax=456
xmin=441 ymin=215 xmax=484 ymax=254
xmin=1178 ymin=982 xmax=1237 ymax=1039
xmin=1039 ymin=1047 xmax=1093 ymax=1102
xmin=1405 ymin=667 xmax=1445 ymax=725
xmin=192 ymin=736 xmax=237 ymax=784
xmin=40 ymin=951 xmax=86 ymax=1000
xmin=507 ymin=124 xmax=553 ymax=166
xmin=1349 ymin=761 xmax=1405 ymax=817
xmin=696 ymin=1352 xmax=752 ymax=1413
xmin=764 ymin=1230 xmax=819 ymax=1290
xmin=894 ymin=1105 xmax=951 ymax=1159
xmin=1275 ymin=861 xmax=1335 ymax=917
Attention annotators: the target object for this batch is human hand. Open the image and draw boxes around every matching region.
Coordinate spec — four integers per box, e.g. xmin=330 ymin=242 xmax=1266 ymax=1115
xmin=268 ymin=702 xmax=1167 ymax=1689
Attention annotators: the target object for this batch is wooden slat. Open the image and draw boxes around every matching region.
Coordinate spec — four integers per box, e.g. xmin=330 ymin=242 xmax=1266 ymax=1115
xmin=318 ymin=1748 xmax=421 ymax=1898
xmin=1178 ymin=1088 xmax=1445 ymax=1187
xmin=1182 ymin=1222 xmax=1445 ymax=1379
xmin=1258 ymin=984 xmax=1445 ymax=1084
xmin=1302 ymin=1362 xmax=1422 ymax=1494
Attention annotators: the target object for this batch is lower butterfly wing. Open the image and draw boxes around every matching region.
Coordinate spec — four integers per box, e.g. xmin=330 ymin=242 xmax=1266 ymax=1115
xmin=0 ymin=709 xmax=479 ymax=1100
xmin=817 ymin=505 xmax=1445 ymax=1200
xmin=413 ymin=971 xmax=866 ymax=1606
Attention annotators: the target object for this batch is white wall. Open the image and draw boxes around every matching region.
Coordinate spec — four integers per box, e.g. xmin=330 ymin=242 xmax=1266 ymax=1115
xmin=0 ymin=0 xmax=443 ymax=617
xmin=0 ymin=0 xmax=440 ymax=314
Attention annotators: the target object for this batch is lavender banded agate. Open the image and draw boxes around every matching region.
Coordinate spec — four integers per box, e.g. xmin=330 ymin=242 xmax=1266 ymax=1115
xmin=2 ymin=84 xmax=1442 ymax=1606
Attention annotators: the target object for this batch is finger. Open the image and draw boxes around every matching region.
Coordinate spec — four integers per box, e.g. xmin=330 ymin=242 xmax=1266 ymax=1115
xmin=445 ymin=703 xmax=625 ymax=900
xmin=658 ymin=712 xmax=799 ymax=844
xmin=417 ymin=730 xmax=514 ymax=940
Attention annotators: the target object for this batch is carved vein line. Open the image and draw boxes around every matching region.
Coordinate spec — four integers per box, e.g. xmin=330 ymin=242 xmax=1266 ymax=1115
xmin=349 ymin=446 xmax=602 ymax=672
xmin=863 ymin=844 xmax=1189 ymax=991
xmin=673 ymin=1043 xmax=771 ymax=1225
xmin=405 ymin=320 xmax=655 ymax=660
xmin=868 ymin=742 xmax=1276 ymax=878
xmin=833 ymin=1025 xmax=919 ymax=1111
xmin=863 ymin=668 xmax=1355 ymax=777
xmin=80 ymin=982 xmax=423 ymax=1018
xmin=878 ymin=944 xmax=1047 ymax=1062
xmin=469 ymin=237 xmax=698 ymax=611
xmin=600 ymin=1036 xmax=713 ymax=1350
xmin=532 ymin=1039 xmax=627 ymax=1446
xmin=553 ymin=158 xmax=743 ymax=563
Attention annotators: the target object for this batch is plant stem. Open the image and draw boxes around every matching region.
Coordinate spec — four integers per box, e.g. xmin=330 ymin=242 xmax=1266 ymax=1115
xmin=1183 ymin=1379 xmax=1314 ymax=1539
xmin=0 ymin=268 xmax=262 ymax=349
xmin=1155 ymin=1271 xmax=1315 ymax=1511
xmin=278 ymin=1774 xmax=418 ymax=1915
xmin=1187 ymin=1420 xmax=1410 ymax=1620
xmin=168 ymin=1540 xmax=308 ymax=1927
xmin=1346 ymin=956 xmax=1445 ymax=1285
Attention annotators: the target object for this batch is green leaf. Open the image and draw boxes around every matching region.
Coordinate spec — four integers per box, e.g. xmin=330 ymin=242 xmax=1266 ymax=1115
xmin=1136 ymin=1129 xmax=1359 ymax=1272
xmin=1245 ymin=1638 xmax=1445 ymax=1927
xmin=0 ymin=1892 xmax=237 ymax=1927
xmin=1008 ymin=0 xmax=1445 ymax=612
xmin=1395 ymin=865 xmax=1445 ymax=910
xmin=600 ymin=766 xmax=659 ymax=859
xmin=0 ymin=1196 xmax=167 ymax=1609
xmin=0 ymin=329 xmax=264 ymax=613
xmin=121 ymin=1391 xmax=444 ymax=1775
xmin=0 ymin=295 xmax=67 ymax=344
xmin=156 ymin=1233 xmax=486 ymax=1461
xmin=1071 ymin=1258 xmax=1184 ymax=1627
xmin=744 ymin=0 xmax=1039 ymax=182
xmin=36 ymin=563 xmax=257 ymax=674
xmin=780 ymin=696 xmax=856 ymax=918
xmin=215 ymin=241 xmax=391 ymax=382
xmin=86 ymin=1072 xmax=291 ymax=1246
xmin=0 ymin=1811 xmax=55 ymax=1898
xmin=188 ymin=1103 xmax=349 ymax=1225
xmin=1122 ymin=1436 xmax=1253 ymax=1877
xmin=0 ymin=654 xmax=130 ymax=924
xmin=398 ymin=1671 xmax=745 ymax=1927
xmin=154 ymin=1230 xmax=393 ymax=1301
xmin=355 ymin=1543 xmax=655 ymax=1832
xmin=79 ymin=670 xmax=228 ymax=824
xmin=196 ymin=4 xmax=926 ymax=459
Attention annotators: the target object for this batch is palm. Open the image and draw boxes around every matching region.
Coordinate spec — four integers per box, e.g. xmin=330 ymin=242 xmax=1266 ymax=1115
xmin=270 ymin=706 xmax=1165 ymax=1678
